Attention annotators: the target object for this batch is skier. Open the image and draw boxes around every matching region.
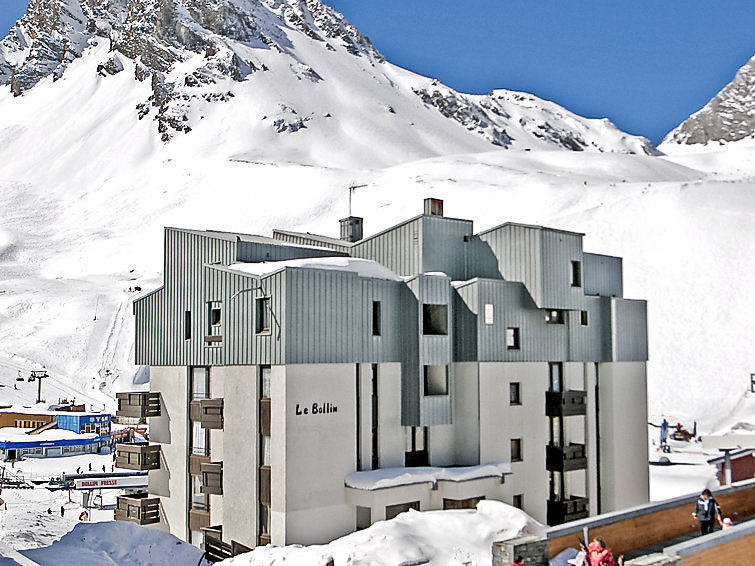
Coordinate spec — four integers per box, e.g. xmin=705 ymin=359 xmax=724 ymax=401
xmin=586 ymin=537 xmax=615 ymax=566
xmin=102 ymin=465 xmax=106 ymax=473
xmin=88 ymin=463 xmax=92 ymax=472
xmin=46 ymin=508 xmax=52 ymax=515
xmin=692 ymin=488 xmax=722 ymax=535
xmin=60 ymin=506 xmax=65 ymax=517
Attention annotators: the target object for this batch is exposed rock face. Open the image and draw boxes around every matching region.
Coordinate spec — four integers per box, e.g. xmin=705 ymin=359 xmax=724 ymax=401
xmin=663 ymin=56 xmax=755 ymax=146
xmin=0 ymin=0 xmax=657 ymax=153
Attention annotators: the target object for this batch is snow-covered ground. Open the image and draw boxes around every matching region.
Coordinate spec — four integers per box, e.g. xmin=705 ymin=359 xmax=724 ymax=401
xmin=221 ymin=500 xmax=543 ymax=566
xmin=21 ymin=521 xmax=208 ymax=566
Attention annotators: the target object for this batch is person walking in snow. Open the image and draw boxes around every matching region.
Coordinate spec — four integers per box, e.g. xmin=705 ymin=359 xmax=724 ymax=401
xmin=60 ymin=506 xmax=65 ymax=517
xmin=587 ymin=537 xmax=614 ymax=566
xmin=102 ymin=465 xmax=106 ymax=473
xmin=88 ymin=463 xmax=92 ymax=472
xmin=693 ymin=489 xmax=722 ymax=535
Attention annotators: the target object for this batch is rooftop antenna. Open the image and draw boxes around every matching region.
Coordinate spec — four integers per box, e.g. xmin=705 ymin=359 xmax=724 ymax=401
xmin=348 ymin=184 xmax=367 ymax=217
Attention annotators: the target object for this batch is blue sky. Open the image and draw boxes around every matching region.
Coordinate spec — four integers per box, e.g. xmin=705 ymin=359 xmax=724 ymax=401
xmin=2 ymin=1 xmax=754 ymax=144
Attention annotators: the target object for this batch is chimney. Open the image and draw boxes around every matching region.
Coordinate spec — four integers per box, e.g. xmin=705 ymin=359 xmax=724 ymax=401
xmin=424 ymin=198 xmax=444 ymax=217
xmin=339 ymin=216 xmax=363 ymax=242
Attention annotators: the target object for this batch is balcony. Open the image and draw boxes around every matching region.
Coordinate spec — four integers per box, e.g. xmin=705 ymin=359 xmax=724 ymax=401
xmin=201 ymin=462 xmax=223 ymax=495
xmin=115 ymin=443 xmax=161 ymax=471
xmin=202 ymin=526 xmax=233 ymax=563
xmin=546 ymin=390 xmax=587 ymax=417
xmin=115 ymin=492 xmax=160 ymax=525
xmin=116 ymin=392 xmax=160 ymax=419
xmin=547 ymin=496 xmax=589 ymax=525
xmin=546 ymin=443 xmax=587 ymax=472
xmin=190 ymin=398 xmax=224 ymax=430
xmin=189 ymin=509 xmax=210 ymax=532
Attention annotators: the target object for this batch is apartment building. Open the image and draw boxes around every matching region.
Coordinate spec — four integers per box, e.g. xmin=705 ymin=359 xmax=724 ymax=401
xmin=116 ymin=199 xmax=649 ymax=557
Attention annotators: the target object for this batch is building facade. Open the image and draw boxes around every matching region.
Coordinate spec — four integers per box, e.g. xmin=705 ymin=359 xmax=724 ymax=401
xmin=0 ymin=406 xmax=111 ymax=460
xmin=120 ymin=199 xmax=649 ymax=553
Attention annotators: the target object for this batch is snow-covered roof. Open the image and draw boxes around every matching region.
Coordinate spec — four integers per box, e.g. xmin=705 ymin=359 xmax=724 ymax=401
xmin=0 ymin=427 xmax=98 ymax=442
xmin=345 ymin=462 xmax=511 ymax=490
xmin=0 ymin=404 xmax=107 ymax=418
xmin=226 ymin=257 xmax=404 ymax=281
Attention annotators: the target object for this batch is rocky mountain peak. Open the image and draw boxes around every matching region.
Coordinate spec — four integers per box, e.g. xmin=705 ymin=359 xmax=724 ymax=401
xmin=662 ymin=55 xmax=755 ymax=147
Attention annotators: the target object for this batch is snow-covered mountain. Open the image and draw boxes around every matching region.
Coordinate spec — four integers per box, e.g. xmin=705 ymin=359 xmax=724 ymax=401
xmin=662 ymin=55 xmax=755 ymax=147
xmin=0 ymin=0 xmax=657 ymax=163
xmin=0 ymin=0 xmax=753 ymax=430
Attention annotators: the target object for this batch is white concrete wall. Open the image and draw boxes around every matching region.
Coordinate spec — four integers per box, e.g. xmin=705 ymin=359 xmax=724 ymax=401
xmin=479 ymin=362 xmax=549 ymax=524
xmin=377 ymin=363 xmax=404 ymax=469
xmin=453 ymin=362 xmax=480 ymax=466
xmin=429 ymin=425 xmax=455 ymax=466
xmin=215 ymin=365 xmax=257 ymax=547
xmin=274 ymin=363 xmax=357 ymax=545
xmin=598 ymin=362 xmax=649 ymax=512
xmin=148 ymin=366 xmax=188 ymax=539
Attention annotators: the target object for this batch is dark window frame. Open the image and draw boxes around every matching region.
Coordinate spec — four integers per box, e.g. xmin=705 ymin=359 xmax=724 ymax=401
xmin=571 ymin=260 xmax=582 ymax=287
xmin=506 ymin=327 xmax=521 ymax=350
xmin=255 ymin=297 xmax=271 ymax=334
xmin=423 ymin=365 xmax=449 ymax=396
xmin=511 ymin=438 xmax=523 ymax=462
xmin=422 ymin=303 xmax=448 ymax=335
xmin=509 ymin=382 xmax=521 ymax=406
xmin=372 ymin=301 xmax=382 ymax=337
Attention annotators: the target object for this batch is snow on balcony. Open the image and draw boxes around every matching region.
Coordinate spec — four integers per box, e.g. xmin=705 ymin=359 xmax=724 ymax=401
xmin=345 ymin=462 xmax=511 ymax=491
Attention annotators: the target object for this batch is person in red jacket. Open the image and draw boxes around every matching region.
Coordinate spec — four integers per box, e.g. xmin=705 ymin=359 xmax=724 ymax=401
xmin=509 ymin=556 xmax=525 ymax=566
xmin=587 ymin=537 xmax=615 ymax=566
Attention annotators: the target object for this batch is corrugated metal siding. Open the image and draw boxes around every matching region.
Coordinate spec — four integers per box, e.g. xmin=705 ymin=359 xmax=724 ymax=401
xmin=351 ymin=217 xmax=422 ymax=277
xmin=420 ymin=216 xmax=474 ymax=280
xmin=478 ymin=225 xmax=543 ymax=305
xmin=476 ymin=279 xmax=568 ymax=362
xmin=163 ymin=229 xmax=238 ymax=367
xmin=584 ymin=253 xmax=623 ymax=298
xmin=360 ymin=279 xmax=404 ymax=363
xmin=134 ymin=287 xmax=166 ymax=366
xmin=271 ymin=230 xmax=352 ymax=254
xmin=567 ymin=295 xmax=612 ymax=362
xmin=611 ymin=299 xmax=648 ymax=361
xmin=414 ymin=276 xmax=453 ymax=426
xmin=202 ymin=266 xmax=287 ymax=366
xmin=453 ymin=283 xmax=478 ymax=362
xmin=285 ymin=268 xmax=365 ymax=364
xmin=236 ymin=240 xmax=345 ymax=262
xmin=540 ymin=230 xmax=584 ymax=309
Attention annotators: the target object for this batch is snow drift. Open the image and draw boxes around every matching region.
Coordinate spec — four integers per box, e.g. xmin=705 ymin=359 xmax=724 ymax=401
xmin=220 ymin=500 xmax=544 ymax=566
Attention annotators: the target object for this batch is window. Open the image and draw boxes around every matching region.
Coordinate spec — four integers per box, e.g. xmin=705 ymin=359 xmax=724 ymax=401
xmin=259 ymin=504 xmax=271 ymax=537
xmin=191 ymin=475 xmax=207 ymax=510
xmin=509 ymin=382 xmax=521 ymax=406
xmin=511 ymin=438 xmax=523 ymax=462
xmin=184 ymin=311 xmax=192 ymax=340
xmin=191 ymin=420 xmax=208 ymax=456
xmin=484 ymin=303 xmax=494 ymax=325
xmin=356 ymin=506 xmax=371 ymax=530
xmin=422 ymin=304 xmax=448 ymax=335
xmin=423 ymin=365 xmax=448 ymax=396
xmin=404 ymin=427 xmax=429 ymax=467
xmin=385 ymin=501 xmax=420 ymax=520
xmin=191 ymin=367 xmax=209 ymax=400
xmin=571 ymin=260 xmax=582 ymax=287
xmin=545 ymin=310 xmax=565 ymax=324
xmin=372 ymin=301 xmax=381 ymax=336
xmin=581 ymin=310 xmax=589 ymax=326
xmin=261 ymin=435 xmax=271 ymax=466
xmin=256 ymin=297 xmax=271 ymax=334
xmin=549 ymin=362 xmax=563 ymax=393
xmin=209 ymin=306 xmax=221 ymax=327
xmin=512 ymin=494 xmax=524 ymax=509
xmin=260 ymin=366 xmax=271 ymax=399
xmin=506 ymin=327 xmax=520 ymax=350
